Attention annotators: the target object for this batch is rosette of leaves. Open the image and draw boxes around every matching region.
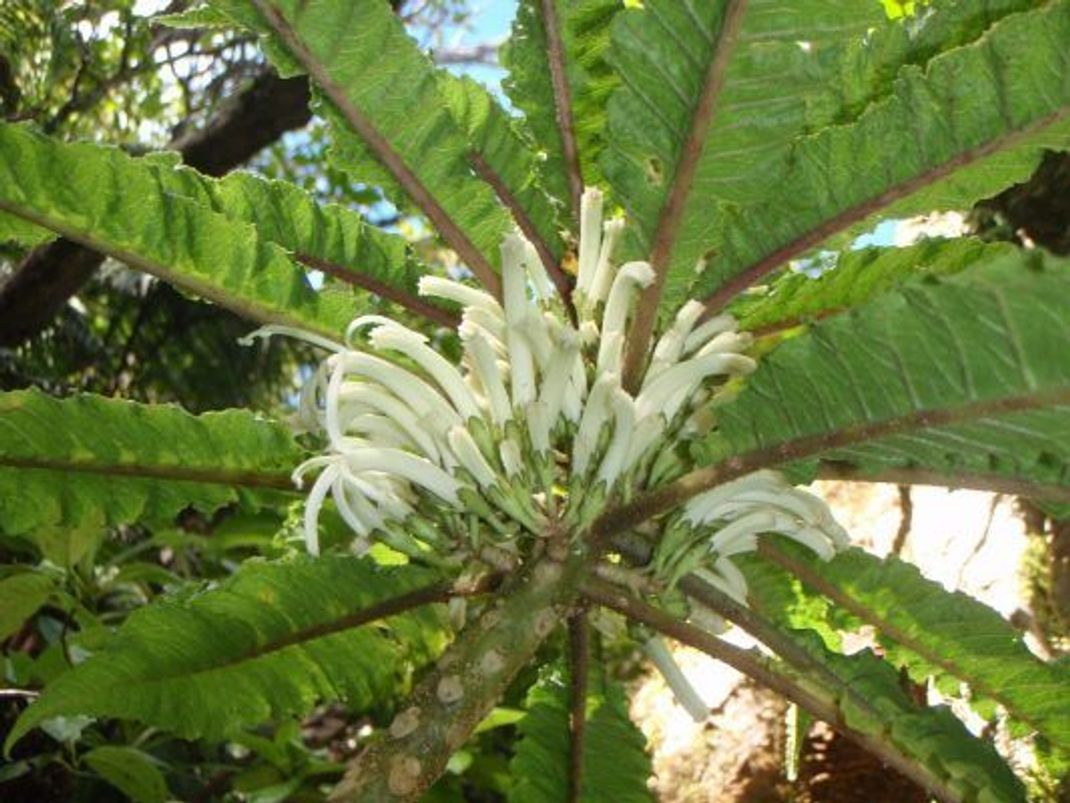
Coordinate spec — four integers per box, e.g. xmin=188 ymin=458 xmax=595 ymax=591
xmin=3 ymin=1 xmax=1070 ymax=801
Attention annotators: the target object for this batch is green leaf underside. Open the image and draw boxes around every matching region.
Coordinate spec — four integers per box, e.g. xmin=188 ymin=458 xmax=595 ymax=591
xmin=761 ymin=543 xmax=1070 ymax=751
xmin=0 ymin=572 xmax=55 ymax=641
xmin=602 ymin=0 xmax=887 ymax=292
xmin=694 ymin=0 xmax=1070 ymax=308
xmin=0 ymin=122 xmax=358 ymax=338
xmin=7 ymin=556 xmax=448 ymax=748
xmin=739 ymin=558 xmax=1026 ymax=803
xmin=733 ymin=238 xmax=1020 ymax=332
xmin=602 ymin=0 xmax=1070 ymax=317
xmin=438 ymin=73 xmax=565 ymax=261
xmin=501 ymin=0 xmax=621 ymax=215
xmin=145 ymin=153 xmax=444 ymax=318
xmin=0 ymin=389 xmax=301 ymax=539
xmin=211 ymin=0 xmax=513 ymax=284
xmin=700 ymin=252 xmax=1070 ymax=498
xmin=508 ymin=666 xmax=654 ymax=803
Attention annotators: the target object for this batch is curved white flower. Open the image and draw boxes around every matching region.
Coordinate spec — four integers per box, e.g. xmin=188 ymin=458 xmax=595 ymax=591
xmin=597 ymin=261 xmax=656 ymax=375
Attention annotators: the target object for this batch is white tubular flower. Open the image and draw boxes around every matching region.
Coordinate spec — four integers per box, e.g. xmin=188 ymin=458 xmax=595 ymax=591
xmin=345 ymin=471 xmax=415 ymax=521
xmin=523 ymin=312 xmax=555 ymax=371
xmin=344 ymin=413 xmax=413 ymax=451
xmin=683 ymin=313 xmax=738 ymax=355
xmin=324 ymin=360 xmax=348 ymax=447
xmin=622 ymin=414 xmax=666 ymax=474
xmin=694 ymin=330 xmax=754 ymax=359
xmin=419 ymin=275 xmax=503 ymax=318
xmin=525 ymin=400 xmax=554 ymax=455
xmin=301 ymin=461 xmax=340 ymax=556
xmin=522 ymin=238 xmax=555 ymax=302
xmin=506 ymin=323 xmax=537 ymax=408
xmin=337 ymin=383 xmax=440 ymax=462
xmin=635 ymin=351 xmax=755 ymax=423
xmin=292 ymin=455 xmax=338 ymax=490
xmin=709 ymin=510 xmax=781 ymax=554
xmin=539 ymin=337 xmax=579 ymax=424
xmin=502 ymin=235 xmax=539 ymax=407
xmin=597 ymin=261 xmax=656 ymax=375
xmin=499 ymin=436 xmax=524 ymax=477
xmin=643 ymin=636 xmax=709 ymax=723
xmin=710 ymin=558 xmax=749 ymax=603
xmin=575 ymin=187 xmax=604 ymax=299
xmin=461 ymin=307 xmax=507 ymax=347
xmin=572 ymin=373 xmax=618 ymax=475
xmin=369 ymin=324 xmax=483 ymax=422
xmin=341 ymin=447 xmax=461 ymax=506
xmin=334 ymin=352 xmax=463 ymax=430
xmin=646 ymin=300 xmax=708 ymax=385
xmin=595 ymin=389 xmax=636 ymax=487
xmin=682 ymin=470 xmax=791 ymax=525
xmin=240 ymin=325 xmax=347 ymax=354
xmin=344 ymin=315 xmax=404 ymax=345
xmin=587 ymin=218 xmax=625 ymax=307
xmin=463 ymin=327 xmax=513 ymax=427
xmin=561 ymin=356 xmax=589 ymax=423
xmin=448 ymin=425 xmax=498 ymax=488
xmin=331 ymin=473 xmax=375 ymax=537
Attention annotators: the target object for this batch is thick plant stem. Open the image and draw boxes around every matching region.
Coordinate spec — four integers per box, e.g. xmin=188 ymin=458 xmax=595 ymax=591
xmin=329 ymin=553 xmax=585 ymax=802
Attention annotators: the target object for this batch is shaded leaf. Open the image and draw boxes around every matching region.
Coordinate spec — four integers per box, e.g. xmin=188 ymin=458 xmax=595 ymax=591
xmin=700 ymin=252 xmax=1070 ymax=501
xmin=0 ymin=122 xmax=358 ymax=338
xmin=509 ymin=665 xmax=653 ymax=803
xmin=0 ymin=389 xmax=301 ymax=540
xmin=7 ymin=556 xmax=448 ymax=747
xmin=83 ymin=746 xmax=170 ymax=803
xmin=0 ymin=572 xmax=55 ymax=641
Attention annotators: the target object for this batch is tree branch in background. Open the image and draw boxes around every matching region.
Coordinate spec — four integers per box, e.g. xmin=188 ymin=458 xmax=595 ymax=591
xmin=892 ymin=484 xmax=913 ymax=557
xmin=0 ymin=71 xmax=311 ymax=348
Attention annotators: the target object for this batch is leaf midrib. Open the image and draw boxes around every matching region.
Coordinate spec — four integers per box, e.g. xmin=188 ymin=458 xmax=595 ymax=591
xmin=701 ymin=104 xmax=1070 ymax=314
xmin=591 ymin=384 xmax=1070 ymax=541
xmin=761 ymin=543 xmax=1068 ymax=745
xmin=0 ymin=198 xmax=341 ymax=339
xmin=1 ymin=455 xmax=298 ymax=491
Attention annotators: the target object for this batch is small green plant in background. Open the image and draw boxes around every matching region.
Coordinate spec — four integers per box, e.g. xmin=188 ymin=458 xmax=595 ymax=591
xmin=3 ymin=1 xmax=1070 ymax=800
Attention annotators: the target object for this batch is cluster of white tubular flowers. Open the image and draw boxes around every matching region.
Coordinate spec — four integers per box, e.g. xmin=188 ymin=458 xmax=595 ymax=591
xmin=252 ymin=187 xmax=847 ymax=590
xmin=653 ymin=470 xmax=850 ymax=604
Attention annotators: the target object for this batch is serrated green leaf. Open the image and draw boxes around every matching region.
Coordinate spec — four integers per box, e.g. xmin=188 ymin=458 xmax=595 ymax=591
xmin=212 ymin=0 xmax=513 ymax=289
xmin=148 ymin=158 xmax=449 ymax=321
xmin=0 ymin=389 xmax=302 ymax=540
xmin=0 ymin=122 xmax=358 ymax=338
xmin=501 ymin=0 xmax=621 ymax=217
xmin=693 ymin=1 xmax=1070 ymax=308
xmin=768 ymin=543 xmax=1070 ymax=751
xmin=83 ymin=746 xmax=170 ymax=803
xmin=438 ymin=73 xmax=565 ymax=265
xmin=509 ymin=666 xmax=653 ymax=803
xmin=155 ymin=3 xmax=234 ymax=28
xmin=733 ymin=239 xmax=1020 ymax=332
xmin=0 ymin=572 xmax=55 ymax=641
xmin=700 ymin=251 xmax=1070 ymax=502
xmin=602 ymin=0 xmax=886 ymax=304
xmin=7 ymin=556 xmax=448 ymax=747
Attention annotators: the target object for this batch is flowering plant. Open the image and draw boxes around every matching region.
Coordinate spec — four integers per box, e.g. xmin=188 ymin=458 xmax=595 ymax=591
xmin=3 ymin=1 xmax=1070 ymax=800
